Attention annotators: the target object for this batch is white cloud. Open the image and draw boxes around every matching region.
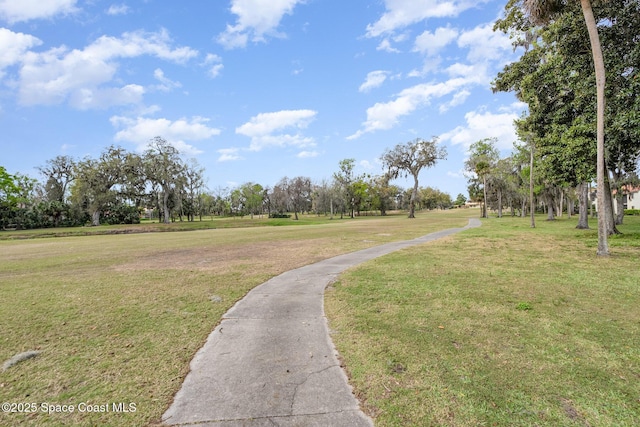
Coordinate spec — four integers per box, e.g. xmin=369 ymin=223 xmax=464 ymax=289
xmin=348 ymin=79 xmax=467 ymax=139
xmin=439 ymin=89 xmax=470 ymax=113
xmin=297 ymin=150 xmax=319 ymax=158
xmin=70 ymin=84 xmax=145 ymax=109
xmin=209 ymin=63 xmax=224 ymax=78
xmin=351 ymin=21 xmax=515 ymax=140
xmin=376 ymin=39 xmax=400 ymax=53
xmin=111 ymin=115 xmax=221 ymax=154
xmin=366 ymin=0 xmax=474 ymax=38
xmin=0 ymin=28 xmax=41 ymax=77
xmin=152 ymin=68 xmax=182 ymax=92
xmin=359 ymin=70 xmax=389 ymax=93
xmin=204 ymin=54 xmax=224 ymax=78
xmin=0 ymin=0 xmax=78 ymax=23
xmin=439 ymin=106 xmax=524 ymax=150
xmin=17 ymin=29 xmax=198 ymax=108
xmin=413 ymin=26 xmax=458 ymax=56
xmin=217 ymin=0 xmax=305 ymax=49
xmin=107 ymin=4 xmax=130 ymax=16
xmin=218 ymin=148 xmax=243 ymax=162
xmin=236 ymin=109 xmax=317 ymax=151
xmin=457 ymin=23 xmax=513 ymax=63
xmin=359 ymin=160 xmax=375 ymax=170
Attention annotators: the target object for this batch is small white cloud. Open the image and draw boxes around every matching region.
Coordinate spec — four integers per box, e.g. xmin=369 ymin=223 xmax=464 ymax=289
xmin=69 ymin=84 xmax=145 ymax=110
xmin=413 ymin=26 xmax=458 ymax=56
xmin=366 ymin=0 xmax=474 ymax=38
xmin=217 ymin=0 xmax=305 ymax=49
xmin=236 ymin=109 xmax=317 ymax=151
xmin=349 ymin=79 xmax=467 ymax=139
xmin=111 ymin=115 xmax=221 ymax=154
xmin=359 ymin=160 xmax=375 ymax=170
xmin=439 ymin=105 xmax=526 ymax=150
xmin=359 ymin=70 xmax=389 ymax=93
xmin=408 ymin=57 xmax=442 ymax=78
xmin=152 ymin=68 xmax=182 ymax=92
xmin=439 ymin=89 xmax=470 ymax=113
xmin=217 ymin=148 xmax=243 ymax=162
xmin=376 ymin=39 xmax=400 ymax=53
xmin=107 ymin=4 xmax=130 ymax=16
xmin=0 ymin=0 xmax=78 ymax=23
xmin=457 ymin=24 xmax=513 ymax=63
xmin=297 ymin=150 xmax=319 ymax=158
xmin=209 ymin=64 xmax=224 ymax=78
xmin=203 ymin=53 xmax=224 ymax=78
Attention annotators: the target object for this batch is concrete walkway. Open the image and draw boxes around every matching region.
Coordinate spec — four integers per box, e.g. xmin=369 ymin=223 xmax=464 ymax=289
xmin=163 ymin=219 xmax=481 ymax=426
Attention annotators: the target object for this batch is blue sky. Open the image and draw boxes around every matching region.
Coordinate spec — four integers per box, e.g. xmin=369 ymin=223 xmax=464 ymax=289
xmin=0 ymin=0 xmax=526 ymax=199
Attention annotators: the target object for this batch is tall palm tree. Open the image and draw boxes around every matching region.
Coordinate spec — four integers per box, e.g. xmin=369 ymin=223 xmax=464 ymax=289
xmin=522 ymin=0 xmax=609 ymax=255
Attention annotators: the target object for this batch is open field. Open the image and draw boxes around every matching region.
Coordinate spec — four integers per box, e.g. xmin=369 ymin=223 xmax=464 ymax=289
xmin=325 ymin=215 xmax=640 ymax=426
xmin=0 ymin=211 xmax=471 ymax=426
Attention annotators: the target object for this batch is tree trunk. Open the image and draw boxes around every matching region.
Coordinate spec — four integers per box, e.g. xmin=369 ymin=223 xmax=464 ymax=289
xmin=567 ymin=196 xmax=573 ymax=219
xmin=529 ymin=140 xmax=535 ymax=228
xmin=497 ymin=189 xmax=503 ymax=218
xmin=91 ymin=210 xmax=101 ymax=226
xmin=581 ymin=0 xmax=608 ymax=255
xmin=589 ymin=183 xmax=594 ymax=217
xmin=330 ymin=197 xmax=334 ymax=219
xmin=162 ymin=190 xmax=170 ymax=224
xmin=547 ymin=199 xmax=555 ymax=221
xmin=482 ymin=175 xmax=488 ymax=219
xmin=615 ymin=193 xmax=624 ymax=225
xmin=603 ymin=178 xmax=621 ymax=235
xmin=409 ymin=175 xmax=419 ymax=218
xmin=576 ymin=182 xmax=590 ymax=229
xmin=557 ymin=190 xmax=564 ymax=218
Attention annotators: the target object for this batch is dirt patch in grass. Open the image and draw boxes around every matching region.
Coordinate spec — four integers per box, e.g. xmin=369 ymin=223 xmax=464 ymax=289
xmin=114 ymin=238 xmax=345 ymax=275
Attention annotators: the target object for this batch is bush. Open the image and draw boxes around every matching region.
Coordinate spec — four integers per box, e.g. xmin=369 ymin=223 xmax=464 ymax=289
xmin=269 ymin=213 xmax=291 ymax=219
xmin=624 ymin=209 xmax=640 ymax=216
xmin=103 ymin=204 xmax=141 ymax=225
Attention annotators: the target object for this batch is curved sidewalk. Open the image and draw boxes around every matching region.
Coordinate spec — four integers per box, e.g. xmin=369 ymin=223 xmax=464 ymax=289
xmin=163 ymin=218 xmax=481 ymax=426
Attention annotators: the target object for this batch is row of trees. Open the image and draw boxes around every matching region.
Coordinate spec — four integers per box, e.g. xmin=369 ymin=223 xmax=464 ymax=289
xmin=493 ymin=0 xmax=640 ymax=255
xmin=1 ymin=137 xmax=453 ymax=230
xmin=464 ymin=133 xmax=637 ymax=234
xmin=0 ymin=137 xmax=205 ymax=229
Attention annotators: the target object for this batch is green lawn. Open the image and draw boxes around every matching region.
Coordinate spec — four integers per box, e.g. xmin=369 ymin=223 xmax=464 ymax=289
xmin=325 ymin=215 xmax=640 ymax=426
xmin=0 ymin=210 xmax=471 ymax=426
xmin=4 ymin=210 xmax=637 ymax=426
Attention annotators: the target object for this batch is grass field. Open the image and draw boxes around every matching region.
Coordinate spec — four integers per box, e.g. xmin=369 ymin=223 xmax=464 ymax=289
xmin=0 ymin=211 xmax=471 ymax=426
xmin=325 ymin=215 xmax=640 ymax=426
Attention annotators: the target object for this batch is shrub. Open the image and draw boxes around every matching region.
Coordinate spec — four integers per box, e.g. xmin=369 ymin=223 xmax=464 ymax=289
xmin=103 ymin=204 xmax=141 ymax=225
xmin=269 ymin=213 xmax=291 ymax=219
